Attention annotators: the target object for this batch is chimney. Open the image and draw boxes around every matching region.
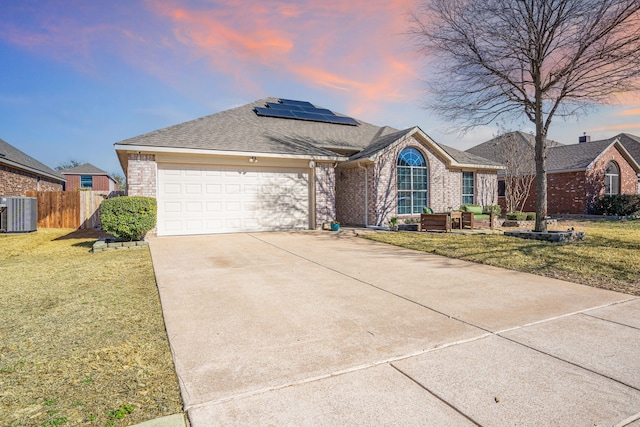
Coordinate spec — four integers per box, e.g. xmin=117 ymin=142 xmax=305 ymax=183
xmin=578 ymin=132 xmax=591 ymax=143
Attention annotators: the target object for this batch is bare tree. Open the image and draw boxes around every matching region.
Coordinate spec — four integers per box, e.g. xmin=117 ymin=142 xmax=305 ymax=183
xmin=412 ymin=0 xmax=640 ymax=231
xmin=494 ymin=132 xmax=536 ymax=213
xmin=55 ymin=160 xmax=82 ymax=171
xmin=110 ymin=172 xmax=127 ymax=192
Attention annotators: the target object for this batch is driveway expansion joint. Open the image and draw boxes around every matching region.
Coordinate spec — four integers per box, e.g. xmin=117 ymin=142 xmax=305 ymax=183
xmin=390 ymin=363 xmax=483 ymax=427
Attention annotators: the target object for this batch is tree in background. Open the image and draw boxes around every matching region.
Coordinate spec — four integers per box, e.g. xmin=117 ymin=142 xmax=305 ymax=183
xmin=412 ymin=0 xmax=640 ymax=231
xmin=55 ymin=160 xmax=82 ymax=171
xmin=494 ymin=132 xmax=537 ymax=214
xmin=111 ymin=172 xmax=127 ymax=192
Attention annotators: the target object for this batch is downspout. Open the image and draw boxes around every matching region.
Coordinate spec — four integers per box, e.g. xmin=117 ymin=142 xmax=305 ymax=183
xmin=357 ymin=161 xmax=368 ymax=227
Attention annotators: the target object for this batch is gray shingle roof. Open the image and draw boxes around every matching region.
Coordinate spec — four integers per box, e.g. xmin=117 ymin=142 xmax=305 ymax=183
xmin=0 ymin=138 xmax=65 ymax=182
xmin=467 ymin=130 xmax=640 ymax=173
xmin=60 ymin=163 xmax=109 ymax=175
xmin=601 ymin=133 xmax=640 ymax=165
xmin=438 ymin=143 xmax=504 ymax=167
xmin=116 ymin=98 xmax=386 ymax=158
xmin=116 ymin=98 xmax=501 ymax=169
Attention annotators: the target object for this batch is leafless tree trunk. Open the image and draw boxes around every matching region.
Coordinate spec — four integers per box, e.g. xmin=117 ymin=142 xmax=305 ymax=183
xmin=412 ymin=0 xmax=640 ymax=231
xmin=492 ymin=132 xmax=536 ymax=213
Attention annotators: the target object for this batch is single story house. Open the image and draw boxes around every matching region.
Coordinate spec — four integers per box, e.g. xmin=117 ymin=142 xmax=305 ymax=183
xmin=0 ymin=137 xmax=65 ymax=196
xmin=115 ymin=98 xmax=502 ymax=236
xmin=60 ymin=163 xmax=117 ymax=192
xmin=466 ymin=131 xmax=640 ymax=214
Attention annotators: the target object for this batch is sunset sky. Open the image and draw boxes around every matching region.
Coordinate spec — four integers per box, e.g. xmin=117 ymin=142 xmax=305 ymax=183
xmin=2 ymin=0 xmax=639 ymax=175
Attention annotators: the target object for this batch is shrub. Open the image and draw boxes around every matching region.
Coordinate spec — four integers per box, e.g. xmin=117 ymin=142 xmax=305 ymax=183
xmin=592 ymin=195 xmax=640 ymax=216
xmin=101 ymin=196 xmax=157 ymax=241
xmin=483 ymin=205 xmax=502 ymax=216
xmin=506 ymin=212 xmax=527 ymax=221
xmin=525 ymin=212 xmax=536 ymax=221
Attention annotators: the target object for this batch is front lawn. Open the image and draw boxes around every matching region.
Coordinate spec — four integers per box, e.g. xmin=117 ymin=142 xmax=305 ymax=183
xmin=363 ymin=220 xmax=640 ymax=296
xmin=0 ymin=229 xmax=182 ymax=426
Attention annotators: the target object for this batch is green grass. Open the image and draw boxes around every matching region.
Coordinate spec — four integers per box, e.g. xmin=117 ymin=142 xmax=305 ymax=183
xmin=0 ymin=229 xmax=182 ymax=426
xmin=363 ymin=220 xmax=640 ymax=295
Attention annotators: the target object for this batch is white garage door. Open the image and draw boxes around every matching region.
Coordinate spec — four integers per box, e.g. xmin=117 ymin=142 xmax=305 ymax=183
xmin=157 ymin=164 xmax=310 ymax=236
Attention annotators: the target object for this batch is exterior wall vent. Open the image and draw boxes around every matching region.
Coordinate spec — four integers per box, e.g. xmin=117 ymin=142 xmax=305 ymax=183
xmin=0 ymin=197 xmax=38 ymax=233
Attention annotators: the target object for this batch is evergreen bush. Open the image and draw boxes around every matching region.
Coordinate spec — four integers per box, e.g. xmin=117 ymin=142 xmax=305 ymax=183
xmin=101 ymin=196 xmax=157 ymax=241
xmin=592 ymin=195 xmax=640 ymax=216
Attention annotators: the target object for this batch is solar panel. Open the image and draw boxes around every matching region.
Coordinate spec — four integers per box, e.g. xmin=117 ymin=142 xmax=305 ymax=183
xmin=254 ymin=99 xmax=359 ymax=126
xmin=279 ymin=99 xmax=315 ymax=108
xmin=266 ymin=102 xmax=303 ymax=111
xmin=255 ymin=107 xmax=297 ymax=119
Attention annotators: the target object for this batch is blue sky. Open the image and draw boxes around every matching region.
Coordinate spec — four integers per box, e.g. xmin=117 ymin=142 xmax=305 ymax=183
xmin=1 ymin=0 xmax=639 ymax=176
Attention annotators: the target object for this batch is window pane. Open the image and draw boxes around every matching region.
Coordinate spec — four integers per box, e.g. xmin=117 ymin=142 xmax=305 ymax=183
xmin=80 ymin=175 xmax=93 ymax=189
xmin=611 ymin=175 xmax=620 ymax=195
xmin=412 ymin=168 xmax=428 ymax=190
xmin=398 ymin=192 xmax=412 ymax=214
xmin=462 ymin=171 xmax=474 ymax=204
xmin=398 ymin=167 xmax=411 ymax=190
xmin=413 ymin=192 xmax=427 ymax=213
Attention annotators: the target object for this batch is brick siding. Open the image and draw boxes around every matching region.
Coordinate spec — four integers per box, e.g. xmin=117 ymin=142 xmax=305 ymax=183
xmin=126 ymin=154 xmax=156 ymax=197
xmin=314 ymin=162 xmax=336 ymax=227
xmin=0 ymin=164 xmax=63 ymax=196
xmin=64 ymin=174 xmax=114 ymax=191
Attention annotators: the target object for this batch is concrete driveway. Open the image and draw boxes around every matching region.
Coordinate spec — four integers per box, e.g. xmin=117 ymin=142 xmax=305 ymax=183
xmin=149 ymin=231 xmax=640 ymax=426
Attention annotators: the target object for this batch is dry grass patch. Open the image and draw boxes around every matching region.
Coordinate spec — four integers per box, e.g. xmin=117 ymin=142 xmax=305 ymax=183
xmin=0 ymin=229 xmax=182 ymax=427
xmin=363 ymin=220 xmax=640 ymax=296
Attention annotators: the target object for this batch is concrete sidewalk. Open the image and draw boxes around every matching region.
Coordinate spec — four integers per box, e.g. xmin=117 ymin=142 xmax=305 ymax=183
xmin=149 ymin=231 xmax=640 ymax=426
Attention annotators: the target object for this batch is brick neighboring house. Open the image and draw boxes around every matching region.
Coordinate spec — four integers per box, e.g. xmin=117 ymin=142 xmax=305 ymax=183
xmin=0 ymin=137 xmax=65 ymax=196
xmin=60 ymin=163 xmax=117 ymax=192
xmin=467 ymin=131 xmax=640 ymax=214
xmin=114 ymin=98 xmax=502 ymax=236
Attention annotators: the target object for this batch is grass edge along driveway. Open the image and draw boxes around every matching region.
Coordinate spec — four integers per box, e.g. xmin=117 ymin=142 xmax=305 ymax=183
xmin=0 ymin=229 xmax=182 ymax=427
xmin=363 ymin=220 xmax=640 ymax=296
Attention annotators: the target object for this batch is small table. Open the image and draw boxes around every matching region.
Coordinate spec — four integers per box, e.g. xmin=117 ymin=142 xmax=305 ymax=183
xmin=449 ymin=212 xmax=463 ymax=230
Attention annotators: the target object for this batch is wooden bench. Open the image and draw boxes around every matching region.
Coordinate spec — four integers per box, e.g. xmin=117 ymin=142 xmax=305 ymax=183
xmin=420 ymin=213 xmax=451 ymax=232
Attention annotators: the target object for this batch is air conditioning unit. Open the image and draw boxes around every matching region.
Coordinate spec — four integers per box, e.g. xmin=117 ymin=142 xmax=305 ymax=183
xmin=0 ymin=197 xmax=37 ymax=233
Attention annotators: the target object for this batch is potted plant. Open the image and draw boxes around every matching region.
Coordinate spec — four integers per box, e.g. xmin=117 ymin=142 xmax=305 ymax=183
xmin=330 ymin=221 xmax=340 ymax=231
xmin=388 ymin=216 xmax=399 ymax=231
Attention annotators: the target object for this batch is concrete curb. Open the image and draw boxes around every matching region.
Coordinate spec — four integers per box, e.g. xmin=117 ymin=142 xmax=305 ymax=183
xmin=129 ymin=413 xmax=188 ymax=427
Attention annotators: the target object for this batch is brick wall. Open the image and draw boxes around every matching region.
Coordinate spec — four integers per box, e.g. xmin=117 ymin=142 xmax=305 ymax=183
xmin=64 ymin=174 xmax=114 ymax=191
xmin=336 ymin=164 xmax=368 ymax=225
xmin=127 ymin=154 xmax=156 ymax=197
xmin=515 ymin=144 xmax=638 ymax=214
xmin=314 ymin=162 xmax=336 ymax=227
xmin=0 ymin=165 xmax=63 ymax=196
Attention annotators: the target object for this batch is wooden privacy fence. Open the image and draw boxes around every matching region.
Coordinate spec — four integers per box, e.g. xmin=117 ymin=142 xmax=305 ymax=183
xmin=25 ymin=191 xmax=124 ymax=229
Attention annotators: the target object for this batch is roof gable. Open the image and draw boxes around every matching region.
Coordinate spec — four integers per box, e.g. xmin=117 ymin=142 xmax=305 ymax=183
xmin=0 ymin=138 xmax=65 ymax=182
xmin=60 ymin=163 xmax=110 ymax=176
xmin=347 ymin=127 xmax=502 ymax=169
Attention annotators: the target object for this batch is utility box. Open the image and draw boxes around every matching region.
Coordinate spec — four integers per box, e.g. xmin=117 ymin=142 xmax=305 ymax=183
xmin=0 ymin=197 xmax=38 ymax=233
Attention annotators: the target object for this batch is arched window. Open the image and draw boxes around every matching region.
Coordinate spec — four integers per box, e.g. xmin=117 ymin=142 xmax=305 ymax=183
xmin=397 ymin=147 xmax=428 ymax=214
xmin=604 ymin=161 xmax=620 ymax=195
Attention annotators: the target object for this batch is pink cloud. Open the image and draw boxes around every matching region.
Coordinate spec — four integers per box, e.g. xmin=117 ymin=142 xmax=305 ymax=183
xmin=589 ymin=122 xmax=640 ymax=132
xmin=148 ymin=0 xmax=420 ymax=110
xmin=617 ymin=107 xmax=640 ymax=116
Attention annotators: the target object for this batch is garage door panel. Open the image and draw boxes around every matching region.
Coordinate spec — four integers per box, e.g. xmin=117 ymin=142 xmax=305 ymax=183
xmin=158 ymin=164 xmax=310 ymax=235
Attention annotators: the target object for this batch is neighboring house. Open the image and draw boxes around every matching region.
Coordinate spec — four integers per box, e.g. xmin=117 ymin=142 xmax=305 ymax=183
xmin=60 ymin=163 xmax=117 ymax=192
xmin=599 ymin=133 xmax=640 ymax=193
xmin=115 ymin=98 xmax=502 ymax=236
xmin=467 ymin=131 xmax=640 ymax=214
xmin=0 ymin=137 xmax=65 ymax=196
